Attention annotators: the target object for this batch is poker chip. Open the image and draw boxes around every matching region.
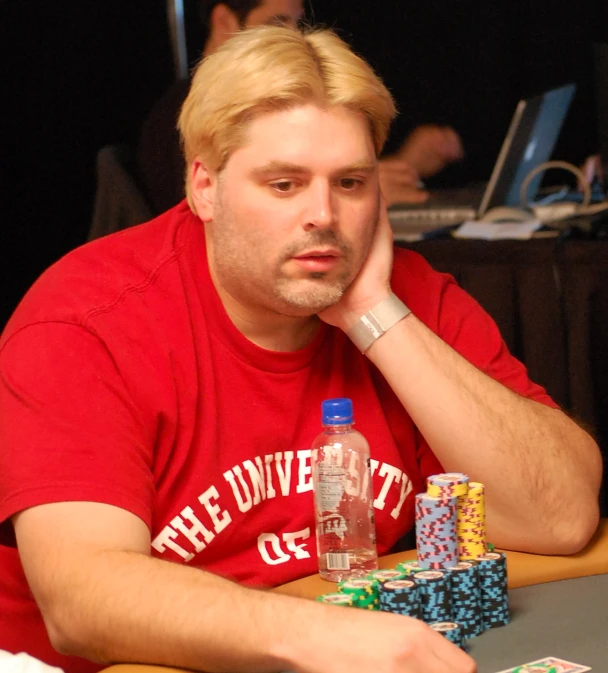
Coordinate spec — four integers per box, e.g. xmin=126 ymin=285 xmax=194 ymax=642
xmin=446 ymin=561 xmax=484 ymax=638
xmin=367 ymin=569 xmax=406 ymax=584
xmin=429 ymin=621 xmax=465 ymax=648
xmin=337 ymin=578 xmax=379 ymax=610
xmin=458 ymin=481 xmax=487 ymax=560
xmin=513 ymin=666 xmax=557 ymax=673
xmin=413 ymin=570 xmax=453 ymax=623
xmin=378 ymin=579 xmax=420 ymax=618
xmin=315 ymin=592 xmax=354 ymax=606
xmin=396 ymin=559 xmax=426 ymax=575
xmin=426 ymin=473 xmax=470 ymax=498
xmin=477 ymin=552 xmax=510 ymax=628
xmin=415 ymin=493 xmax=459 ymax=569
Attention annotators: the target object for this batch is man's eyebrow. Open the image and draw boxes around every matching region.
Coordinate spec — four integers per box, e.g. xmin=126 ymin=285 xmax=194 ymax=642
xmin=339 ymin=162 xmax=377 ymax=174
xmin=250 ymin=162 xmax=310 ymax=178
xmin=250 ymin=161 xmax=377 ymax=178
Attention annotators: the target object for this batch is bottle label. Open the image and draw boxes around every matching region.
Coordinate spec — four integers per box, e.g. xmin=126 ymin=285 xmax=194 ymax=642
xmin=316 ymin=464 xmax=346 ymax=511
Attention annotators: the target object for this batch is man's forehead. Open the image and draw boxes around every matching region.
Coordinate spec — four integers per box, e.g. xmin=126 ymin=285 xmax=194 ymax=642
xmin=232 ymin=104 xmax=376 ymax=164
xmin=246 ymin=0 xmax=305 ymax=26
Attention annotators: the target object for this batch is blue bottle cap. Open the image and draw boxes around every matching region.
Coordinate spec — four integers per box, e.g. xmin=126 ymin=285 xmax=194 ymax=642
xmin=322 ymin=398 xmax=353 ymax=425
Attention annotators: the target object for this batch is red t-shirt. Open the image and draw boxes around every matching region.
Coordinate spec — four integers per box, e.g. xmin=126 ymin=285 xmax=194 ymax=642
xmin=0 ymin=202 xmax=556 ymax=671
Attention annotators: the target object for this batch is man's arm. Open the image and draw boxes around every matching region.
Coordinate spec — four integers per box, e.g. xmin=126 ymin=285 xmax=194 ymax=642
xmin=320 ymin=203 xmax=602 ymax=555
xmin=14 ymin=501 xmax=474 ymax=673
xmin=365 ymin=311 xmax=601 ymax=554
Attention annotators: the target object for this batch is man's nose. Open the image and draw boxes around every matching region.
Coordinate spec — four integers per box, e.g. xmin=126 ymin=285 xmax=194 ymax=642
xmin=304 ymin=181 xmax=336 ymax=230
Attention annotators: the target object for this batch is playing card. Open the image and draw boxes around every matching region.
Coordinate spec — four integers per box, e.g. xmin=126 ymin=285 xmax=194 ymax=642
xmin=525 ymin=657 xmax=591 ymax=673
xmin=494 ymin=656 xmax=591 ymax=673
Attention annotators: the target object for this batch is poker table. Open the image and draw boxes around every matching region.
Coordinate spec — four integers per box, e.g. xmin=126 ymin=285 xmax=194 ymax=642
xmin=102 ymin=519 xmax=608 ymax=673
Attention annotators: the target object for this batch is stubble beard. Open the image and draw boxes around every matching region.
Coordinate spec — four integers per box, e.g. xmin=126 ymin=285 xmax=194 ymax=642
xmin=211 ymin=188 xmax=356 ymax=316
xmin=273 ymin=231 xmax=354 ymax=313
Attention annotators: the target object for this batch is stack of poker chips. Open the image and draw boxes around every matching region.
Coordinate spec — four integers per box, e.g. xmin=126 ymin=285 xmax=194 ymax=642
xmin=458 ymin=481 xmax=487 ymax=560
xmin=415 ymin=493 xmax=459 ymax=569
xmin=378 ymin=579 xmax=420 ymax=617
xmin=477 ymin=552 xmax=510 ymax=628
xmin=421 ymin=473 xmax=487 ymax=565
xmin=412 ymin=570 xmax=453 ymax=623
xmin=315 ymin=473 xmax=509 ymax=648
xmin=446 ymin=561 xmax=484 ymax=637
xmin=336 ymin=578 xmax=379 ymax=609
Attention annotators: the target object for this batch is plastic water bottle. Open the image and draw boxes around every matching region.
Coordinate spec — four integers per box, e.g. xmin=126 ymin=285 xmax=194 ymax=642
xmin=311 ymin=397 xmax=378 ymax=582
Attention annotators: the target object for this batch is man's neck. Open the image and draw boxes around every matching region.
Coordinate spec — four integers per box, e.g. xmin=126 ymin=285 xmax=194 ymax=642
xmin=217 ymin=285 xmax=322 ymax=352
xmin=204 ymin=243 xmax=321 ymax=351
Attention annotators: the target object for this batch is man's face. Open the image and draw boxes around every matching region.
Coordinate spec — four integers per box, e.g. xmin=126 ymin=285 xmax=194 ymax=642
xmin=203 ymin=104 xmax=380 ymax=317
xmin=243 ymin=0 xmax=305 ymax=29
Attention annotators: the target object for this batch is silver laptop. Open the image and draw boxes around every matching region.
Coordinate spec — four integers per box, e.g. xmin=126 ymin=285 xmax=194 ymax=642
xmin=389 ymin=83 xmax=577 ymax=240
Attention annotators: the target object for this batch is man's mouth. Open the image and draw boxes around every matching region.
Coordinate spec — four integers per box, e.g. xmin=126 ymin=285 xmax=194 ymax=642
xmin=291 ymin=249 xmax=341 ymax=272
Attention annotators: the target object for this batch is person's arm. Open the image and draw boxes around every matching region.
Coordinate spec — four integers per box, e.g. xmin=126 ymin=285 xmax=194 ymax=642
xmin=14 ymin=501 xmax=474 ymax=673
xmin=320 ymin=201 xmax=602 ymax=555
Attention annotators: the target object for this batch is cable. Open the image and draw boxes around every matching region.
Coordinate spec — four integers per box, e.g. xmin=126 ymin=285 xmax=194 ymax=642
xmin=520 ymin=160 xmax=591 ymax=209
xmin=519 ymin=160 xmax=608 ymax=223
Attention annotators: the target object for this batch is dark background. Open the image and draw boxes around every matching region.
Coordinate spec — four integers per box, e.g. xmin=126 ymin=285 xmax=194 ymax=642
xmin=1 ymin=0 xmax=607 ymax=329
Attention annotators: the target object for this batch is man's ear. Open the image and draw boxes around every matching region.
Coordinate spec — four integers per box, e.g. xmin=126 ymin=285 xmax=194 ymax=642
xmin=190 ymin=159 xmax=217 ymax=222
xmin=209 ymin=3 xmax=241 ymax=42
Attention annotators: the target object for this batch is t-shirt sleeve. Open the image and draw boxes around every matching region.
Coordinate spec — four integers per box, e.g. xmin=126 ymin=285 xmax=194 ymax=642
xmin=0 ymin=322 xmax=155 ymax=543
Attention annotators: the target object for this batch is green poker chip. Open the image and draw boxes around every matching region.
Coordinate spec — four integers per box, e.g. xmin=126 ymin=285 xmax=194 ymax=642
xmin=315 ymin=592 xmax=354 ymax=606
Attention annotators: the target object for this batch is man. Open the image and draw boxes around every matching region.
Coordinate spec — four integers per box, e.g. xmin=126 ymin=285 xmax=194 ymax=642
xmin=136 ymin=0 xmax=463 ymax=215
xmin=0 ymin=24 xmax=601 ymax=673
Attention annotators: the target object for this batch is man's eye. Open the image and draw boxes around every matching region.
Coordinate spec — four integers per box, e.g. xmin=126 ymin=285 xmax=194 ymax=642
xmin=271 ymin=181 xmax=294 ymax=193
xmin=340 ymin=178 xmax=363 ymax=190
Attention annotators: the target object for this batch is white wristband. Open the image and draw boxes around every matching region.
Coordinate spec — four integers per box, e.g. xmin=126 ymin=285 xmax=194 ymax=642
xmin=347 ymin=293 xmax=411 ymax=353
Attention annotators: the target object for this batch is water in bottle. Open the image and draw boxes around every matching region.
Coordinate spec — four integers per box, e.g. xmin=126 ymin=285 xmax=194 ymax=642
xmin=311 ymin=397 xmax=378 ymax=582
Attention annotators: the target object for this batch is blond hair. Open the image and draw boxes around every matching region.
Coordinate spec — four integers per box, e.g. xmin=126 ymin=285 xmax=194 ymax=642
xmin=178 ymin=25 xmax=396 ymax=209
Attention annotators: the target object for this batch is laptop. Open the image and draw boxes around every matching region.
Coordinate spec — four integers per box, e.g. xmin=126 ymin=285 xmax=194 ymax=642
xmin=389 ymin=83 xmax=577 ymax=240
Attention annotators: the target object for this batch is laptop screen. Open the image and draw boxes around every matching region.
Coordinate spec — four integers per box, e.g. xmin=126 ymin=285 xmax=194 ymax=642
xmin=479 ymin=83 xmax=576 ymax=215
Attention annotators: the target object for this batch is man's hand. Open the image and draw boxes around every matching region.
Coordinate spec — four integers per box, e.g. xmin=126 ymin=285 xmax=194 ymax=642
xmin=295 ymin=607 xmax=476 ymax=673
xmin=318 ymin=196 xmax=394 ymax=332
xmin=378 ymin=156 xmax=429 ymax=206
xmin=398 ymin=124 xmax=464 ymax=179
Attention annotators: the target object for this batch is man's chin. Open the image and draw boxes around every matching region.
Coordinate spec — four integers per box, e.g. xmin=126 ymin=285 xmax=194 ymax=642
xmin=274 ymin=281 xmax=345 ymax=316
